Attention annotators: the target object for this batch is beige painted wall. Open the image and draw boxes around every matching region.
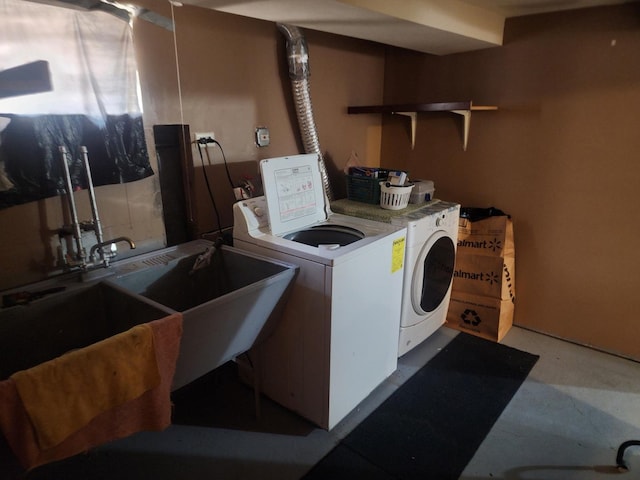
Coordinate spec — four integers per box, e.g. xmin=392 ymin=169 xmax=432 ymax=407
xmin=380 ymin=4 xmax=640 ymax=360
xmin=0 ymin=2 xmax=385 ymax=290
xmin=164 ymin=4 xmax=386 ymax=233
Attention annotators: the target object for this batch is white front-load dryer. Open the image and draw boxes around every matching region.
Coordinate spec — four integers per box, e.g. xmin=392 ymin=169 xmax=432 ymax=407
xmin=391 ymin=201 xmax=460 ymax=356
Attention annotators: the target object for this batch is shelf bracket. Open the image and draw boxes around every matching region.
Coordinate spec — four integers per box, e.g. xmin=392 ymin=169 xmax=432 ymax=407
xmin=347 ymin=102 xmax=496 ymax=151
xmin=451 ymin=109 xmax=471 ymax=151
xmin=394 ymin=109 xmax=472 ymax=151
xmin=393 ymin=111 xmax=417 ymax=149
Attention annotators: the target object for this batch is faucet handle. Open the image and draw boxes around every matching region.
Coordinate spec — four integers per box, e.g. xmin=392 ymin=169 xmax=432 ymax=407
xmin=90 ymin=242 xmax=115 ymax=262
xmin=102 ymin=242 xmax=118 ymax=259
xmin=89 ymin=237 xmax=136 ymax=264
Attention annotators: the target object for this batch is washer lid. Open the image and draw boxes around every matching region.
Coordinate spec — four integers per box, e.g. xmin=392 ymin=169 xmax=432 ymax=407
xmin=260 ymin=154 xmax=328 ymax=237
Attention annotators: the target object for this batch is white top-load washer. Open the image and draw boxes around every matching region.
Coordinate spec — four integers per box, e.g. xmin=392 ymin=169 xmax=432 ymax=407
xmin=233 ymin=154 xmax=407 ymax=430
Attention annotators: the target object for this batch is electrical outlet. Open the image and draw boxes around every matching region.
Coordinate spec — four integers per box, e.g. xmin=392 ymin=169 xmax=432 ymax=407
xmin=195 ymin=132 xmax=215 ymax=148
xmin=255 ymin=127 xmax=270 ymax=147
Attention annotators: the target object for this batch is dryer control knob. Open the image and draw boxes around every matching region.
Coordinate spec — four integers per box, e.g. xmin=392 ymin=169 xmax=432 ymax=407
xmin=436 ymin=217 xmax=444 ymax=227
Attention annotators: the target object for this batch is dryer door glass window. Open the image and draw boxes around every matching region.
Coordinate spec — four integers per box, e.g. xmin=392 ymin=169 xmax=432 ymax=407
xmin=418 ymin=236 xmax=455 ymax=313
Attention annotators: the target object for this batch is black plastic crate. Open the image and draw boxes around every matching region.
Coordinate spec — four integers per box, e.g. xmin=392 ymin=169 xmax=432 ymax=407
xmin=346 ymin=174 xmax=383 ymax=204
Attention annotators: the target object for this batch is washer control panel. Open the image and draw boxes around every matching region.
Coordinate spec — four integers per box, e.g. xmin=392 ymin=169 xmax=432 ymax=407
xmin=234 ymin=197 xmax=271 ymax=232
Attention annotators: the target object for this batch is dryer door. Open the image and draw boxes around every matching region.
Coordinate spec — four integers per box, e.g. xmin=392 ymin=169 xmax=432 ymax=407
xmin=411 ymin=230 xmax=456 ymax=317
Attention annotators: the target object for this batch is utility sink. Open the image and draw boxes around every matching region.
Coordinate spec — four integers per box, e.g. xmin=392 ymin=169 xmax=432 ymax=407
xmin=0 ymin=240 xmax=298 ymax=391
xmin=105 ymin=241 xmax=298 ymax=390
xmin=0 ymin=282 xmax=173 ymax=381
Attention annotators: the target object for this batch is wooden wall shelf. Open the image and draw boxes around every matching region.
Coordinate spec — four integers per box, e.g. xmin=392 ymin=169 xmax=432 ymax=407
xmin=347 ymin=101 xmax=497 ymax=150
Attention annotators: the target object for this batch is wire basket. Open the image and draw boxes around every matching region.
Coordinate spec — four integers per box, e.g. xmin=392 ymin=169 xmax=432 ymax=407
xmin=379 ymin=182 xmax=414 ymax=210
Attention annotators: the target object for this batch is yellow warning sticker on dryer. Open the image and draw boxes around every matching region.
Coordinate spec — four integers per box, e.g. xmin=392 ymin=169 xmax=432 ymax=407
xmin=391 ymin=237 xmax=406 ymax=273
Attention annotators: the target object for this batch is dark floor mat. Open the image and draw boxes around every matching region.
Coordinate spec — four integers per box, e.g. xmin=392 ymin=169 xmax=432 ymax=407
xmin=304 ymin=333 xmax=539 ymax=480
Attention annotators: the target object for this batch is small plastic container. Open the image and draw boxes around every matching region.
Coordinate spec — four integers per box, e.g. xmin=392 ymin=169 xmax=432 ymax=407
xmin=379 ymin=182 xmax=414 ymax=210
xmin=409 ymin=179 xmax=435 ymax=204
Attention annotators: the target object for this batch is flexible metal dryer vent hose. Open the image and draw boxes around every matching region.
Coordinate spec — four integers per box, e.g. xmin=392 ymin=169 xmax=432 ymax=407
xmin=277 ymin=23 xmax=334 ymax=201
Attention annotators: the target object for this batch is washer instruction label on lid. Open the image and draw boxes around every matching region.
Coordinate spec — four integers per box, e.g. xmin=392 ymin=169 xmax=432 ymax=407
xmin=392 ymin=237 xmax=406 ymax=273
xmin=260 ymin=154 xmax=327 ymax=236
xmin=273 ymin=165 xmax=317 ymax=222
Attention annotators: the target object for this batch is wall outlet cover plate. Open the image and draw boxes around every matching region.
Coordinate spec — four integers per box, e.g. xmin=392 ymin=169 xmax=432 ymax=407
xmin=256 ymin=127 xmax=270 ymax=147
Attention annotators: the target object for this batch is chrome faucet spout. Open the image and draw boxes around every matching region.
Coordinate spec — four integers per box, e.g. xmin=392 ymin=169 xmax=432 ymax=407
xmin=89 ymin=237 xmax=136 ymax=262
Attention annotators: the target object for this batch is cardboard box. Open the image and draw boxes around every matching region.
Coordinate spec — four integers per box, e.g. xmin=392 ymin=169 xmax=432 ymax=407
xmin=449 ymin=212 xmax=516 ymax=342
xmin=446 ymin=291 xmax=514 ymax=342
xmin=452 ymin=253 xmax=515 ymax=301
xmin=457 ymin=215 xmax=514 ymax=258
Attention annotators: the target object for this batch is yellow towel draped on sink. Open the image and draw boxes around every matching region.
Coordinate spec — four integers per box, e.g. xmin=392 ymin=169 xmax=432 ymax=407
xmin=0 ymin=313 xmax=182 ymax=471
xmin=10 ymin=323 xmax=160 ymax=450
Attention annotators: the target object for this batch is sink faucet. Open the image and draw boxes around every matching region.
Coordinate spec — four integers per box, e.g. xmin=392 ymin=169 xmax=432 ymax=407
xmin=89 ymin=237 xmax=136 ymax=266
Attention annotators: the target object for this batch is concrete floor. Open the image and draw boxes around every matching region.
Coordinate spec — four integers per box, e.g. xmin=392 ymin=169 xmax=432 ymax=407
xmin=16 ymin=326 xmax=640 ymax=479
xmin=462 ymin=327 xmax=640 ymax=480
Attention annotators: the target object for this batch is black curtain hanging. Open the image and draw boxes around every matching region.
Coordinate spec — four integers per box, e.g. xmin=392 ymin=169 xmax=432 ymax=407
xmin=0 ymin=114 xmax=152 ymax=209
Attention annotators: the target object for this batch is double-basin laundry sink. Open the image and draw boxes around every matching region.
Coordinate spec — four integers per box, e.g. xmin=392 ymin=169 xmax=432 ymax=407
xmin=0 ymin=240 xmax=298 ymax=390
